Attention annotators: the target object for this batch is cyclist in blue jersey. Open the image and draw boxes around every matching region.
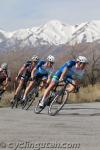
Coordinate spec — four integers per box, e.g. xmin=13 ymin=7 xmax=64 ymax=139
xmin=22 ymin=55 xmax=55 ymax=102
xmin=39 ymin=56 xmax=89 ymax=107
xmin=12 ymin=55 xmax=39 ymax=102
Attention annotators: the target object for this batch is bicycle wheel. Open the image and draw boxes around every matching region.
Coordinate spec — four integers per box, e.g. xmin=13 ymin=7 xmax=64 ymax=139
xmin=48 ymin=89 xmax=69 ymax=116
xmin=11 ymin=98 xmax=16 ymax=108
xmin=22 ymin=87 xmax=38 ymax=110
xmin=11 ymin=89 xmax=24 ymax=109
xmin=24 ymin=79 xmax=42 ymax=110
xmin=25 ymin=93 xmax=36 ymax=110
xmin=34 ymin=97 xmax=48 ymax=114
xmin=34 ymin=95 xmax=53 ymax=114
xmin=11 ymin=97 xmax=20 ymax=108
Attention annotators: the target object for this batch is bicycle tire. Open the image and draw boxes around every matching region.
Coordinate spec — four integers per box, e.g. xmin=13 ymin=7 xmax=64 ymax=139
xmin=25 ymin=94 xmax=36 ymax=110
xmin=11 ymin=97 xmax=19 ymax=108
xmin=23 ymin=79 xmax=42 ymax=110
xmin=22 ymin=87 xmax=38 ymax=110
xmin=34 ymin=98 xmax=46 ymax=114
xmin=11 ymin=89 xmax=24 ymax=109
xmin=48 ymin=89 xmax=69 ymax=116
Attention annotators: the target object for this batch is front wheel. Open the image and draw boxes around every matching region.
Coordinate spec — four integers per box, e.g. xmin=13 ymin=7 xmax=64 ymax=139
xmin=34 ymin=96 xmax=52 ymax=114
xmin=25 ymin=94 xmax=36 ymax=110
xmin=48 ymin=90 xmax=69 ymax=116
xmin=34 ymin=98 xmax=45 ymax=114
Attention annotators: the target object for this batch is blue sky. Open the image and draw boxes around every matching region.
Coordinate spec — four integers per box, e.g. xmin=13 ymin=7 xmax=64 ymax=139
xmin=0 ymin=0 xmax=100 ymax=31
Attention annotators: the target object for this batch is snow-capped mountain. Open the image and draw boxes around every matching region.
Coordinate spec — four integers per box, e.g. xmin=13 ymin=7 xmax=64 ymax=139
xmin=69 ymin=20 xmax=100 ymax=45
xmin=0 ymin=20 xmax=100 ymax=51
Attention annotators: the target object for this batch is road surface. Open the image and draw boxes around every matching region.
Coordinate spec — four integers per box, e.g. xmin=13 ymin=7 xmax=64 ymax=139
xmin=0 ymin=102 xmax=100 ymax=150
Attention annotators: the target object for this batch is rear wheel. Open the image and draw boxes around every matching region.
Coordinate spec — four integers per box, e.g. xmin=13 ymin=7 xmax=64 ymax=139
xmin=48 ymin=89 xmax=69 ymax=116
xmin=11 ymin=89 xmax=24 ymax=109
xmin=11 ymin=97 xmax=20 ymax=108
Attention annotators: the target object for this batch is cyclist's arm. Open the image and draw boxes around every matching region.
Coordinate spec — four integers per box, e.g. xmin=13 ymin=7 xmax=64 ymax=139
xmin=3 ymin=70 xmax=11 ymax=90
xmin=35 ymin=60 xmax=45 ymax=69
xmin=31 ymin=67 xmax=36 ymax=79
xmin=2 ymin=78 xmax=9 ymax=90
xmin=17 ymin=65 xmax=25 ymax=78
xmin=59 ymin=60 xmax=76 ymax=82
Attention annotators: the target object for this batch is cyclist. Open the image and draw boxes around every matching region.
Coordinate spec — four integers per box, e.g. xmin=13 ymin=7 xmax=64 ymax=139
xmin=12 ymin=55 xmax=39 ymax=102
xmin=22 ymin=55 xmax=55 ymax=102
xmin=39 ymin=56 xmax=89 ymax=107
xmin=0 ymin=63 xmax=11 ymax=99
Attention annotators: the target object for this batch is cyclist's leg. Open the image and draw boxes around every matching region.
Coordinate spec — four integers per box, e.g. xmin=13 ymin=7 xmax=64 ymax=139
xmin=66 ymin=83 xmax=75 ymax=92
xmin=14 ymin=79 xmax=24 ymax=97
xmin=40 ymin=71 xmax=61 ymax=103
xmin=39 ymin=70 xmax=61 ymax=106
xmin=23 ymin=71 xmax=45 ymax=101
xmin=39 ymin=76 xmax=47 ymax=91
xmin=10 ymin=79 xmax=24 ymax=104
xmin=64 ymin=77 xmax=76 ymax=92
xmin=39 ymin=80 xmax=56 ymax=107
xmin=22 ymin=80 xmax=35 ymax=101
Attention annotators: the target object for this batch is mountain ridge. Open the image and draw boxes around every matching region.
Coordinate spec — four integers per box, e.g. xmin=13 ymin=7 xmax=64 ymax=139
xmin=0 ymin=20 xmax=100 ymax=51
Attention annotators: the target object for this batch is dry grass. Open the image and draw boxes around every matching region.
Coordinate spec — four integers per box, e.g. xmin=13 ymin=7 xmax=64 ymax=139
xmin=0 ymin=92 xmax=13 ymax=107
xmin=0 ymin=84 xmax=100 ymax=107
xmin=68 ymin=84 xmax=100 ymax=103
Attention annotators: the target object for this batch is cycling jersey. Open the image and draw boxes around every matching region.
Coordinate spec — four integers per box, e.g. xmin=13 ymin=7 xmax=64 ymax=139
xmin=52 ymin=60 xmax=85 ymax=83
xmin=0 ymin=68 xmax=10 ymax=84
xmin=21 ymin=60 xmax=38 ymax=82
xmin=34 ymin=60 xmax=54 ymax=79
xmin=23 ymin=61 xmax=33 ymax=74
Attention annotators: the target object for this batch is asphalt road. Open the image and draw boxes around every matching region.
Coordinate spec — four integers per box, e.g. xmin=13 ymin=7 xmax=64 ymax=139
xmin=0 ymin=102 xmax=100 ymax=150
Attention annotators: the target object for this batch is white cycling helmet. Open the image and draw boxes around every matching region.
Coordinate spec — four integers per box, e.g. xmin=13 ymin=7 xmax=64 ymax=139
xmin=76 ymin=56 xmax=88 ymax=64
xmin=47 ymin=55 xmax=55 ymax=63
xmin=1 ymin=63 xmax=8 ymax=70
xmin=31 ymin=55 xmax=39 ymax=62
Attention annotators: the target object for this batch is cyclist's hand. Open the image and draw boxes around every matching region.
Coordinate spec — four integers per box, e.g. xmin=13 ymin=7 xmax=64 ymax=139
xmin=59 ymin=78 xmax=64 ymax=83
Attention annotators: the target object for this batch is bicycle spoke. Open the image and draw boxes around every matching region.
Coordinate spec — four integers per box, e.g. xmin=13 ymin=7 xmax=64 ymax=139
xmin=48 ymin=90 xmax=69 ymax=116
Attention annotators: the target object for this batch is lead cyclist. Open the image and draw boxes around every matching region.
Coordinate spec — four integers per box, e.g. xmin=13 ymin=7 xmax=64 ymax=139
xmin=39 ymin=56 xmax=89 ymax=108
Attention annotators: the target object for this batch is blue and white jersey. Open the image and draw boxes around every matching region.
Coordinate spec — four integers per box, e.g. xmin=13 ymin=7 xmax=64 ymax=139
xmin=67 ymin=64 xmax=85 ymax=80
xmin=54 ymin=60 xmax=85 ymax=81
xmin=58 ymin=60 xmax=76 ymax=72
xmin=35 ymin=60 xmax=54 ymax=76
